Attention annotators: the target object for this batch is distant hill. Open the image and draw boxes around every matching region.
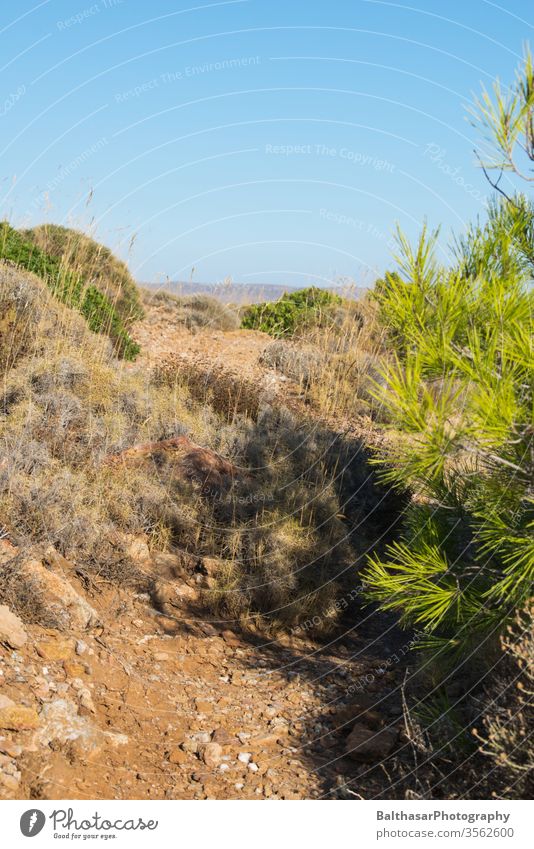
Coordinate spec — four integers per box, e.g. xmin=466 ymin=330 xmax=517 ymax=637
xmin=141 ymin=280 xmax=367 ymax=305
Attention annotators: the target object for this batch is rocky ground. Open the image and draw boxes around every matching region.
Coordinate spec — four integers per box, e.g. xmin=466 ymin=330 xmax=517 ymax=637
xmin=0 ymin=535 xmax=407 ymax=800
xmin=0 ymin=301 xmax=410 ymax=801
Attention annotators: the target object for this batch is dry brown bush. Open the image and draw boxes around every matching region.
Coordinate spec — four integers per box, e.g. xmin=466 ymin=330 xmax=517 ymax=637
xmin=154 ymin=355 xmax=262 ymax=421
xmin=257 ymin=294 xmax=389 ymax=421
xmin=260 ymin=339 xmax=325 ymax=387
xmin=142 ymin=289 xmax=239 ymax=332
xmin=1 ymin=265 xmax=396 ymax=633
xmin=474 ymin=606 xmax=534 ymax=798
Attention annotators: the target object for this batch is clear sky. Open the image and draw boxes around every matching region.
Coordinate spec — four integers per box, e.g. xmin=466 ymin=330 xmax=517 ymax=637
xmin=0 ymin=0 xmax=531 ymax=286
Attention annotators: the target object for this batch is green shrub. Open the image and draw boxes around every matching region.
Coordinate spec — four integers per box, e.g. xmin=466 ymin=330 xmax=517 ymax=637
xmin=80 ymin=286 xmax=140 ymax=360
xmin=22 ymin=223 xmax=144 ymax=325
xmin=363 ymin=215 xmax=534 ymax=660
xmin=0 ymin=222 xmax=139 ymax=360
xmin=241 ymin=286 xmax=341 ymax=337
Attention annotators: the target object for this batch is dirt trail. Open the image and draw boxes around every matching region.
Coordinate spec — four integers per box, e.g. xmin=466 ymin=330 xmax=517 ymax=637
xmin=0 ymin=306 xmax=406 ymax=801
xmin=133 ymin=304 xmax=270 ymax=375
xmin=2 ymin=578 xmax=405 ymax=800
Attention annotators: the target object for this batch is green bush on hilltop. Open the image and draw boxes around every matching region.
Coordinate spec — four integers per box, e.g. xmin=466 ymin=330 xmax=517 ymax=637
xmin=241 ymin=286 xmax=341 ymax=337
xmin=0 ymin=222 xmax=140 ymax=360
xmin=22 ymin=223 xmax=144 ymax=325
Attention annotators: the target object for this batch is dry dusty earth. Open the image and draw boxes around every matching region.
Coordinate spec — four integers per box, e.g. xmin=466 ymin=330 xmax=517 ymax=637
xmin=0 ymin=306 xmax=408 ymax=801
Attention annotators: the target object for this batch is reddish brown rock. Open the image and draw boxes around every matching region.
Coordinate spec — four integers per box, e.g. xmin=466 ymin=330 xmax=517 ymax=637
xmin=0 ymin=705 xmax=40 ymax=731
xmin=63 ymin=660 xmax=87 ymax=678
xmin=103 ymin=435 xmax=240 ymax=493
xmin=168 ymin=748 xmax=188 ymax=765
xmin=36 ymin=639 xmax=74 ymax=661
xmin=18 ymin=556 xmax=99 ymax=631
xmin=200 ymin=742 xmax=222 ymax=768
xmin=221 ymin=630 xmax=241 ymax=647
xmin=0 ymin=604 xmax=27 ymax=649
xmin=345 ymin=723 xmax=398 ymax=762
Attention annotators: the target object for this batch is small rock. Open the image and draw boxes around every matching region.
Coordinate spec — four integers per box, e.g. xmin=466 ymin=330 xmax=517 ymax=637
xmin=168 ymin=748 xmax=188 ymax=765
xmin=198 ymin=622 xmax=219 ymax=637
xmin=0 ymin=605 xmax=27 ymax=649
xmin=36 ymin=640 xmax=73 ymax=661
xmin=201 ymin=742 xmax=222 ymax=768
xmin=63 ymin=660 xmax=86 ymax=678
xmin=77 ymin=687 xmax=96 ymax=714
xmin=0 ymin=705 xmax=40 ymax=731
xmin=123 ymin=534 xmax=152 ymax=566
xmin=211 ymin=728 xmax=234 ymax=746
xmin=248 ymin=762 xmax=259 ymax=772
xmin=0 ymin=772 xmax=20 ymax=793
xmin=32 ymin=678 xmax=51 ymax=700
xmin=19 ymin=556 xmax=99 ymax=631
xmin=252 ymin=732 xmax=281 ymax=748
xmin=193 ymin=731 xmax=211 ymax=745
xmin=345 ymin=723 xmax=398 ymax=762
xmin=221 ymin=630 xmax=240 ymax=647
xmin=75 ymin=640 xmax=87 ymax=656
xmin=200 ymin=556 xmax=223 ymax=578
xmin=238 ymin=751 xmax=252 ymax=764
xmin=0 ymin=740 xmax=24 ymax=758
xmin=0 ymin=742 xmax=22 ymax=757
xmin=151 ymin=580 xmax=199 ymax=612
xmin=181 ymin=731 xmax=210 ymax=754
xmin=38 ymin=698 xmax=127 ymax=757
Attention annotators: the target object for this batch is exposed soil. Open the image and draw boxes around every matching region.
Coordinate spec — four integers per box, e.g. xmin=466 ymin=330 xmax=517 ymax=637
xmin=0 ymin=302 xmax=409 ymax=801
xmin=1 ymin=577 xmax=408 ymax=800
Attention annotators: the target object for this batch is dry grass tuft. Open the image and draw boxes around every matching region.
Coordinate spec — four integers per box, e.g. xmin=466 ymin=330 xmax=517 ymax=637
xmin=0 ymin=264 xmax=401 ymax=633
xmin=141 ymin=289 xmax=239 ymax=332
xmin=22 ymin=223 xmax=144 ymax=325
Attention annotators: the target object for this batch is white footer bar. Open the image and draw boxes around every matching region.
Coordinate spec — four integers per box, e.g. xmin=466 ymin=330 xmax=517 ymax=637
xmin=2 ymin=799 xmax=531 ymax=848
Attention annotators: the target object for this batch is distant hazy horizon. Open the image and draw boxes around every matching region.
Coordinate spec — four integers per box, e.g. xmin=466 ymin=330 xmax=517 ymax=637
xmin=141 ymin=278 xmax=367 ymax=304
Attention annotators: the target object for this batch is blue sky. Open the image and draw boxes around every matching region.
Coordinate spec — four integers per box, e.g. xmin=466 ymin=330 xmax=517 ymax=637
xmin=0 ymin=0 xmax=531 ymax=285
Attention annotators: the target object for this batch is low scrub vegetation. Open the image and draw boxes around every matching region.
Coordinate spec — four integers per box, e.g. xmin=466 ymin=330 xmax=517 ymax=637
xmin=142 ymin=289 xmax=240 ymax=332
xmin=22 ymin=223 xmax=144 ymax=325
xmin=258 ymin=295 xmax=388 ymax=421
xmin=0 ymin=261 xmax=394 ymax=634
xmin=241 ymin=286 xmax=341 ymax=337
xmin=0 ymin=222 xmax=140 ymax=360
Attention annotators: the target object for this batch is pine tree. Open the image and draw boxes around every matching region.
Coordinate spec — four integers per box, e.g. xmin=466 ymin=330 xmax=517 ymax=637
xmin=363 ymin=48 xmax=534 ymax=660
